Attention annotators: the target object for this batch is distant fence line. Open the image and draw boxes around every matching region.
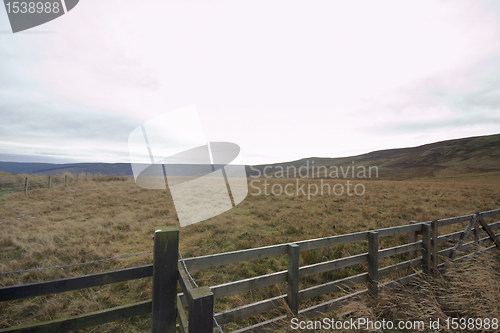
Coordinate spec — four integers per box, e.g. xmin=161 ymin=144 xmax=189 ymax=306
xmin=0 ymin=208 xmax=499 ymax=332
xmin=0 ymin=173 xmax=126 ymax=196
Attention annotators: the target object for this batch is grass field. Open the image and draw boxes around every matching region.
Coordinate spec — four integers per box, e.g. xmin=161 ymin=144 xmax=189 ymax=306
xmin=1 ymin=173 xmax=499 ymax=332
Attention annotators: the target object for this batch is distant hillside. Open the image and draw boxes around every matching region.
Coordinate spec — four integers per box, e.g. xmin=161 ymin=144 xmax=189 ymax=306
xmin=0 ymin=162 xmax=134 ymax=176
xmin=248 ymin=133 xmax=500 ymax=181
xmin=0 ymin=133 xmax=499 ymax=181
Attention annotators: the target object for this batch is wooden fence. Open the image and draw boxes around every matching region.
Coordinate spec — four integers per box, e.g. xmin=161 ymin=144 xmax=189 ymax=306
xmin=1 ymin=209 xmax=499 ymax=332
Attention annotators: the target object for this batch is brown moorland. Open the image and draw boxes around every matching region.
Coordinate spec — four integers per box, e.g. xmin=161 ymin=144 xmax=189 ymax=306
xmin=0 ymin=169 xmax=499 ymax=331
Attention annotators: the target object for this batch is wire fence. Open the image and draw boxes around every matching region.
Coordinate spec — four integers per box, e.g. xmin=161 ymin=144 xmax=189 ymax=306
xmin=0 ymin=173 xmax=128 ymax=196
xmin=0 ymin=249 xmax=224 ymax=331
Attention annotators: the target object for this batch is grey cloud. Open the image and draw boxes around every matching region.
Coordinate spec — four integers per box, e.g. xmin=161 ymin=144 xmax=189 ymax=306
xmin=0 ymin=97 xmax=141 ymax=162
xmin=1 ymin=99 xmax=138 ymax=141
xmin=362 ymin=55 xmax=500 ymax=134
xmin=0 ymin=153 xmax=79 ymax=163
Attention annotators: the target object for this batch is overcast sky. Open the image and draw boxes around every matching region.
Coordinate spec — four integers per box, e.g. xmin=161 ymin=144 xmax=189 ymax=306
xmin=1 ymin=0 xmax=500 ymax=165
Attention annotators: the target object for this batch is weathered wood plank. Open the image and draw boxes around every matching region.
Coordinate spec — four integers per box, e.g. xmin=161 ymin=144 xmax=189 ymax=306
xmin=177 ymin=292 xmax=187 ymax=308
xmin=177 ymin=263 xmax=193 ymax=304
xmin=211 ymin=271 xmax=287 ymax=300
xmin=448 ymin=215 xmax=476 ymax=260
xmin=299 ymin=273 xmax=368 ymax=301
xmin=214 ymin=295 xmax=285 ymax=325
xmin=176 ymin=296 xmax=188 ymax=333
xmin=474 ymin=216 xmax=480 ymax=243
xmin=438 ymin=234 xmax=500 ymax=257
xmin=379 ymin=242 xmax=422 ymax=259
xmin=295 ymin=231 xmax=368 ymax=251
xmin=298 ymin=289 xmax=367 ymax=319
xmin=478 ymin=216 xmax=500 ymax=250
xmin=409 ymin=221 xmax=419 ymax=259
xmin=431 ymin=219 xmax=438 ymax=274
xmin=377 ymin=223 xmax=422 ymax=238
xmin=299 ymin=253 xmax=368 ymax=278
xmin=422 ymin=223 xmax=431 ymax=274
xmin=287 ymin=244 xmax=299 ymax=315
xmin=0 ymin=265 xmax=153 ymax=302
xmin=438 ymin=230 xmax=468 ymax=244
xmin=438 ymin=244 xmax=499 ymax=273
xmin=437 ymin=214 xmax=473 ymax=227
xmin=180 ymin=210 xmax=498 ymax=271
xmin=188 ymin=287 xmax=213 ymax=333
xmin=480 ymin=208 xmax=500 ymax=218
xmin=368 ymin=231 xmax=378 ymax=297
xmin=437 ymin=221 xmax=500 ymax=244
xmin=0 ymin=300 xmax=151 ymax=333
xmin=182 ymin=245 xmax=288 ymax=271
xmin=379 ymin=258 xmax=423 ymax=277
xmin=182 ymin=231 xmax=368 ymax=272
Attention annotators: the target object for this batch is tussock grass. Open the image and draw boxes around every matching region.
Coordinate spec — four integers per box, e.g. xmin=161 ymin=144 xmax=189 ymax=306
xmin=272 ymin=252 xmax=500 ymax=333
xmin=340 ymin=252 xmax=500 ymax=333
xmin=0 ymin=175 xmax=499 ymax=331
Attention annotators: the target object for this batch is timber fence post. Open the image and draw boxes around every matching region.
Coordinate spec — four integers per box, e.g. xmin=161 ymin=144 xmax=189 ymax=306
xmin=64 ymin=175 xmax=68 ymax=186
xmin=287 ymin=243 xmax=299 ymax=316
xmin=188 ymin=287 xmax=214 ymax=333
xmin=152 ymin=226 xmax=178 ymax=333
xmin=24 ymin=177 xmax=28 ymax=195
xmin=48 ymin=176 xmax=51 ymax=189
xmin=431 ymin=219 xmax=438 ymax=275
xmin=409 ymin=221 xmax=418 ymax=259
xmin=422 ymin=223 xmax=431 ymax=275
xmin=368 ymin=231 xmax=379 ymax=297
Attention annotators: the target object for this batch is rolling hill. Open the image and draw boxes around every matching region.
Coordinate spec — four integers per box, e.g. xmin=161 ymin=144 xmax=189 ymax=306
xmin=248 ymin=133 xmax=500 ymax=181
xmin=0 ymin=133 xmax=499 ymax=181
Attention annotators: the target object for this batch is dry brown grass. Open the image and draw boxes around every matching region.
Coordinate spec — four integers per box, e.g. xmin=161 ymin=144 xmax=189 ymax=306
xmin=270 ymin=252 xmax=500 ymax=333
xmin=0 ymin=175 xmax=499 ymax=331
xmin=340 ymin=252 xmax=500 ymax=333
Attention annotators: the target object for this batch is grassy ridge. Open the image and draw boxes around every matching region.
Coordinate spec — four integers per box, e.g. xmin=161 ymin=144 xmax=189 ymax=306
xmin=0 ymin=173 xmax=499 ymax=331
xmin=249 ymin=133 xmax=500 ymax=181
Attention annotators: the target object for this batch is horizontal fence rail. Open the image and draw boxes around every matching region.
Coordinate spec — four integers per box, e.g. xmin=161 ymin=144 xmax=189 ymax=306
xmin=1 ymin=208 xmax=499 ymax=332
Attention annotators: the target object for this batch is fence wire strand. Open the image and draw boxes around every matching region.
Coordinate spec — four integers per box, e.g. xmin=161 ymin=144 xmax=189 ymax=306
xmin=0 ymin=251 xmax=153 ymax=275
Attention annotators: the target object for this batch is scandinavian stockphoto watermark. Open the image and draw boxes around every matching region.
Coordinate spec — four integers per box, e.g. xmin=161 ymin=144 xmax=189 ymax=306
xmin=248 ymin=160 xmax=378 ymax=199
xmin=3 ymin=0 xmax=79 ymax=33
xmin=128 ymin=105 xmax=248 ymax=227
